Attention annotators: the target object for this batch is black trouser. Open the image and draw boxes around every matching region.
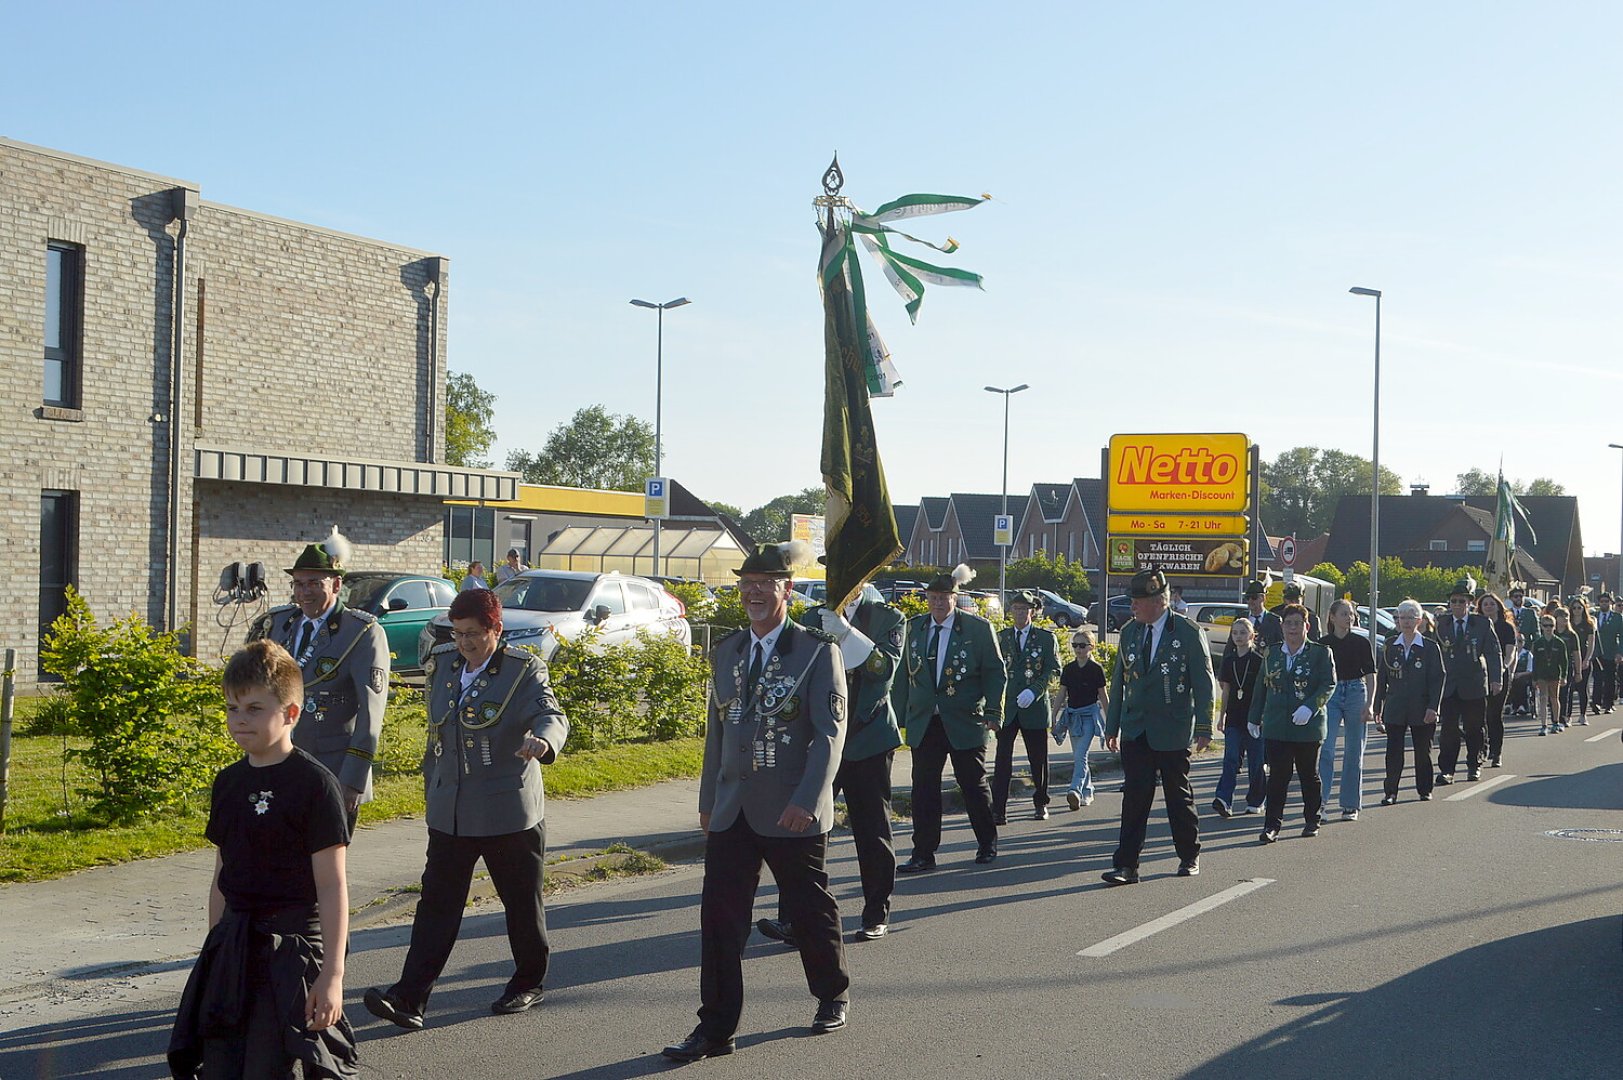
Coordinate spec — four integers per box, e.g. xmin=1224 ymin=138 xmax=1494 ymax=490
xmin=697 ymin=819 xmax=849 ymax=1040
xmin=1384 ymin=722 xmax=1436 ymax=798
xmin=1436 ymin=695 xmax=1485 ymax=776
xmin=776 ymin=750 xmax=895 ymax=928
xmin=1111 ymin=733 xmax=1200 ymax=870
xmin=1560 ymin=674 xmax=1588 ymax=721
xmin=1483 ymin=681 xmax=1510 ymax=762
xmin=1264 ymin=739 xmax=1322 ymax=830
xmin=909 ymin=716 xmax=997 ymax=859
xmin=990 ymin=722 xmax=1050 ymax=819
xmin=1594 ymin=656 xmax=1617 ymax=711
xmin=392 ymin=823 xmax=549 ymax=1010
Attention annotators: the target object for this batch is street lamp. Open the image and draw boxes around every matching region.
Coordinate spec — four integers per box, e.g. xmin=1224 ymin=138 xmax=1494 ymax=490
xmin=630 ymin=296 xmax=691 ymax=576
xmin=1350 ymin=287 xmax=1381 ymax=666
xmin=1609 ymin=443 xmax=1623 ymax=594
xmin=984 ymin=383 xmax=1030 ymax=607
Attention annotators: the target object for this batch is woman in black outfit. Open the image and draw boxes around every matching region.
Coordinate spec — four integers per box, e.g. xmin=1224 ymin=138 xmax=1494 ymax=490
xmin=1476 ymin=592 xmax=1517 ymax=767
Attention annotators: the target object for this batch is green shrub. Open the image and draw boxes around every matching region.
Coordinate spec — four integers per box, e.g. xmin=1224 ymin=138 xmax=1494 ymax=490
xmin=38 ymin=589 xmax=234 ymax=821
xmin=20 ymin=690 xmax=77 ymax=737
xmin=665 ymin=582 xmax=717 ymax=624
xmin=631 ymin=629 xmax=709 ymax=741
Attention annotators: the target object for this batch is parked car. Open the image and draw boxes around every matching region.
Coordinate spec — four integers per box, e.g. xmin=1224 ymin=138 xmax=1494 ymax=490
xmin=791 ymin=579 xmax=886 ymax=607
xmin=1356 ymin=605 xmax=1398 ymax=638
xmin=876 ymin=579 xmax=927 ymax=602
xmin=1189 ymin=601 xmax=1252 ymax=651
xmin=1099 ymin=594 xmax=1133 ymax=630
xmin=1033 ymin=589 xmax=1089 ymax=628
xmin=341 ymin=571 xmax=456 ymax=674
xmin=418 ymin=569 xmax=690 ymax=667
xmin=959 ymin=590 xmax=1003 ymax=619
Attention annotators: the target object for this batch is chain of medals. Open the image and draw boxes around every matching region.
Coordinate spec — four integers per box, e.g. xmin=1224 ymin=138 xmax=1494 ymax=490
xmin=1230 ymin=651 xmax=1257 ymax=702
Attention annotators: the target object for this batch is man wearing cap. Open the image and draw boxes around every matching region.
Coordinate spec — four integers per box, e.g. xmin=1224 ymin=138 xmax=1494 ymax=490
xmin=663 ymin=542 xmax=850 ymax=1062
xmin=1271 ymin=581 xmax=1320 ymax=641
xmin=1241 ymin=580 xmax=1283 ymax=652
xmin=1592 ymin=593 xmax=1619 ymax=714
xmin=992 ymin=590 xmax=1061 ymax=824
xmin=758 ymin=569 xmax=905 ymax=945
xmin=1509 ymin=585 xmax=1540 ymax=644
xmin=1102 ymin=566 xmax=1215 ymax=884
xmin=892 ymin=564 xmax=1006 ymax=871
xmin=249 ymin=528 xmax=388 ymax=828
xmin=1434 ymin=577 xmax=1502 ymax=785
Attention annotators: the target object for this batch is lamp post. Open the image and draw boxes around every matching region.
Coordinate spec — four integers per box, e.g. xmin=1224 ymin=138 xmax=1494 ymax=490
xmin=1610 ymin=443 xmax=1623 ymax=594
xmin=1350 ymin=287 xmax=1382 ymax=666
xmin=630 ymin=296 xmax=691 ymax=577
xmin=984 ymin=383 xmax=1029 ymax=608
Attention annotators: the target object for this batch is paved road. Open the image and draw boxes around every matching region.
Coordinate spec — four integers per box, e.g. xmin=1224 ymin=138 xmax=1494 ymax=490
xmin=2 ymin=723 xmax=1619 ymax=1079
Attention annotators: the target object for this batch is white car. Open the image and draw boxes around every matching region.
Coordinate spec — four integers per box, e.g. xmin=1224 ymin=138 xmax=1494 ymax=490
xmin=1189 ymin=602 xmax=1252 ymax=651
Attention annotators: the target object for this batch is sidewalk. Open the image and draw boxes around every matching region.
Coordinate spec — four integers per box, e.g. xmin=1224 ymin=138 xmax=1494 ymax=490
xmin=0 ymin=750 xmax=1113 ymax=1004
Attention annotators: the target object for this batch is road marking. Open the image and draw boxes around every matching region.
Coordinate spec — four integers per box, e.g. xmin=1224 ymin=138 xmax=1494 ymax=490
xmin=1584 ymin=728 xmax=1620 ymax=743
xmin=1078 ymin=878 xmax=1274 ymax=957
xmin=1443 ymin=774 xmax=1517 ymax=801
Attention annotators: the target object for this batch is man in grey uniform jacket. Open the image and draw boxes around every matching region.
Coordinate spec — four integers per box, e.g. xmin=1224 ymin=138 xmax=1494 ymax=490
xmin=248 ymin=529 xmax=388 ymax=826
xmin=363 ymin=587 xmax=569 ymax=1030
xmin=664 ymin=542 xmax=851 ymax=1063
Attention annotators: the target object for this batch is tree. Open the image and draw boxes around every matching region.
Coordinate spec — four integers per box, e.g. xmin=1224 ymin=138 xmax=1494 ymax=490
xmin=740 ymin=488 xmax=824 ymax=544
xmin=1524 ymin=477 xmax=1565 ymax=497
xmin=1260 ymin=447 xmax=1402 ymax=538
xmin=1004 ymin=551 xmax=1094 ymax=604
xmin=1455 ymin=468 xmax=1497 ymax=496
xmin=505 ymin=405 xmax=655 ymax=491
xmin=445 ymin=370 xmax=496 ymax=468
xmin=705 ymin=500 xmax=745 ymax=521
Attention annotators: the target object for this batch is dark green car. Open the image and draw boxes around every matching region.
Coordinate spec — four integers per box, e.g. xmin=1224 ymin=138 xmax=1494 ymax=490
xmin=342 ymin=572 xmax=457 ymax=674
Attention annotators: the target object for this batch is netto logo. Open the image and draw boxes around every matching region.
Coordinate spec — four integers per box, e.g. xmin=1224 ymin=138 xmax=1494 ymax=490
xmin=1115 ymin=446 xmax=1241 ymax=486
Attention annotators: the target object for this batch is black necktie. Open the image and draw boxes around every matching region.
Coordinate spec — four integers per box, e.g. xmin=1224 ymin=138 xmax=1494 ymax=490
xmin=1455 ymin=619 xmax=1465 ymax=647
xmin=295 ymin=620 xmax=313 ymax=657
xmin=1140 ymin=627 xmax=1152 ymax=674
xmin=747 ymin=642 xmax=764 ymax=696
xmin=927 ymin=624 xmax=943 ymax=687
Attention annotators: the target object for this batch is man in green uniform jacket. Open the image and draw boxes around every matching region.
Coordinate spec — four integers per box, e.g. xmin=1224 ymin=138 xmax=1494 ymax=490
xmin=1102 ymin=567 xmax=1214 ymax=885
xmin=992 ymin=591 xmax=1061 ymax=823
xmin=1593 ymin=593 xmax=1621 ymax=713
xmin=893 ymin=565 xmax=1006 ymax=871
xmin=1246 ymin=604 xmax=1334 ymax=841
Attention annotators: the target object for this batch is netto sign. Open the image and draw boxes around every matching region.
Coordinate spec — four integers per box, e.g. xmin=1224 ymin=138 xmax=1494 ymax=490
xmin=1108 ymin=433 xmax=1250 ymax=514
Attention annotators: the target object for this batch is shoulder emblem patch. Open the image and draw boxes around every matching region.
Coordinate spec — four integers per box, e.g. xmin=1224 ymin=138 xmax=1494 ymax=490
xmin=830 ymin=691 xmax=846 ymax=723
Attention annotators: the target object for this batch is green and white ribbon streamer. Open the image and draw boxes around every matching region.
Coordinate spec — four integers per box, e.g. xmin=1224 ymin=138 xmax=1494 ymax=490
xmin=826 ymin=191 xmax=988 ymax=396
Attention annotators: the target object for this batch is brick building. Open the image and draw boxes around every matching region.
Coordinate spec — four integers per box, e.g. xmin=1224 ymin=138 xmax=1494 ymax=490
xmin=2 ymin=138 xmax=515 ymax=682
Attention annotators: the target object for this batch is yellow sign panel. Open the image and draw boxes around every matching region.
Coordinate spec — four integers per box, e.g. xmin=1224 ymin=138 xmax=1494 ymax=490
xmin=1108 ymin=433 xmax=1250 ymax=514
xmin=1107 ymin=513 xmax=1249 ymax=537
xmin=1108 ymin=536 xmax=1249 ymax=577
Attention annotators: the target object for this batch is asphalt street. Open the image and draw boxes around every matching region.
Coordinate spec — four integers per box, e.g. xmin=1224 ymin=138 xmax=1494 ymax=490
xmin=3 ymin=722 xmax=1619 ymax=1080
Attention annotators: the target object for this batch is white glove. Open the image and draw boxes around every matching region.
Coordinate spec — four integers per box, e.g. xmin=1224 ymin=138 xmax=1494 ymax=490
xmin=822 ymin=609 xmax=853 ymax=638
xmin=1247 ymin=722 xmax=1261 ymax=739
xmin=1016 ymin=688 xmax=1036 ymax=709
xmin=823 ymin=609 xmax=875 ymax=671
xmin=1291 ymin=705 xmax=1312 ymax=726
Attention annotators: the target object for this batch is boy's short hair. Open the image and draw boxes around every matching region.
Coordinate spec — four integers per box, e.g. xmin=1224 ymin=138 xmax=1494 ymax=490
xmin=224 ymin=640 xmax=304 ymax=708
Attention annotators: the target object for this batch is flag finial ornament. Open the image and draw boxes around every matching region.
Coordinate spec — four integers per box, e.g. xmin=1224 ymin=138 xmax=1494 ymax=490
xmin=822 ymin=154 xmax=844 ymax=196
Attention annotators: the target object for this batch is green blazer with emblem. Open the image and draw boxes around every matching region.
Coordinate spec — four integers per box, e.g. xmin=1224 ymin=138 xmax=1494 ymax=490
xmin=998 ymin=623 xmax=1061 ymax=731
xmin=1105 ymin=611 xmax=1215 ymax=751
xmin=701 ymin=620 xmax=847 ymax=837
xmin=798 ymin=600 xmax=905 ymax=761
xmin=893 ymin=610 xmax=1006 ymax=751
xmin=1246 ymin=640 xmax=1334 ymax=743
xmin=250 ymin=601 xmax=389 ymax=800
xmin=1373 ymin=632 xmax=1444 ymax=726
xmin=423 ymin=643 xmax=569 ymax=837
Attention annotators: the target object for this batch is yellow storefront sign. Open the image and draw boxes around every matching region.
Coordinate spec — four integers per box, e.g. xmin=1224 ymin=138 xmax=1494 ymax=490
xmin=1107 ymin=433 xmax=1250 ymax=514
xmin=1107 ymin=513 xmax=1249 ymax=537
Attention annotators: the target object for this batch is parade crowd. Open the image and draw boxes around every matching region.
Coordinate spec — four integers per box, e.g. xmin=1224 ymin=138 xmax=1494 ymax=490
xmin=165 ymin=533 xmax=1619 ymax=1076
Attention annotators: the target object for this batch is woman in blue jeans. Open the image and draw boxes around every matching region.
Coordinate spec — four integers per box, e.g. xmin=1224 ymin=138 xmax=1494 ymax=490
xmin=1213 ymin=618 xmax=1266 ymax=815
xmin=1318 ymin=599 xmax=1377 ymax=821
xmin=1053 ymin=630 xmax=1107 ymax=809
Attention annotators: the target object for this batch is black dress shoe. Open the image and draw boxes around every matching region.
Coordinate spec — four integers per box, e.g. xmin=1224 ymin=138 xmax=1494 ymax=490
xmin=662 ymin=1030 xmax=735 ymax=1061
xmin=811 ymin=999 xmax=848 ymax=1034
xmin=974 ymin=847 xmax=997 ymax=864
xmin=363 ymin=987 xmax=424 ymax=1031
xmin=756 ymin=918 xmax=796 ymax=946
xmin=1101 ymin=867 xmax=1139 ymax=885
xmin=1259 ymin=829 xmax=1279 ymax=844
xmin=992 ymin=815 xmax=1007 ymax=827
xmin=897 ymin=856 xmax=936 ymax=874
xmin=1176 ymin=858 xmax=1200 ymax=877
xmin=491 ymin=987 xmax=544 ymax=1014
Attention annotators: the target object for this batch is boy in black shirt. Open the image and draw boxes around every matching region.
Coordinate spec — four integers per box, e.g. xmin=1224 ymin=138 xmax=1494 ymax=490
xmin=169 ymin=640 xmax=357 ymax=1079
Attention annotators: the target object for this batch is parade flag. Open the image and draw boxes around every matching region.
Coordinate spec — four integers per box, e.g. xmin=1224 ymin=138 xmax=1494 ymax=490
xmin=816 ymin=159 xmax=988 ymax=609
xmin=1483 ymin=472 xmax=1535 ymax=595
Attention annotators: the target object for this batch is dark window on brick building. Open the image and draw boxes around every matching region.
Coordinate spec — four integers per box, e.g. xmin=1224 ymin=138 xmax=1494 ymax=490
xmin=44 ymin=242 xmax=84 ymax=408
xmin=40 ymin=489 xmax=79 ymax=678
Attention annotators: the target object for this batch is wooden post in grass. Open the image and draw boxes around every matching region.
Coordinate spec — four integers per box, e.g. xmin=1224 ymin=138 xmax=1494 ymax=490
xmin=0 ymin=648 xmax=15 ymax=834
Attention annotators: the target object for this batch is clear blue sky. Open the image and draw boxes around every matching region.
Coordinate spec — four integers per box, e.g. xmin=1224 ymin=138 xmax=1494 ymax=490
xmin=11 ymin=2 xmax=1623 ymax=559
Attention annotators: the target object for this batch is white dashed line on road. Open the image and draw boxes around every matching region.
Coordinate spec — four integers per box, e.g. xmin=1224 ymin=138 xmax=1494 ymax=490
xmin=1443 ymin=774 xmax=1517 ymax=801
xmin=1078 ymin=878 xmax=1274 ymax=957
xmin=1584 ymin=728 xmax=1619 ymax=743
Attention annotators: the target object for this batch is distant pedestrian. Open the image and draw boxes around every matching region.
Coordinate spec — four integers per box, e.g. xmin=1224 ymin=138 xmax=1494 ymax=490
xmin=460 ymin=561 xmax=490 ymax=591
xmin=1529 ymin=613 xmax=1567 ymax=735
xmin=1594 ymin=593 xmax=1621 ymax=713
xmin=1170 ymin=584 xmax=1189 ymax=615
xmin=1249 ymin=604 xmax=1333 ymax=842
xmin=1566 ymin=599 xmax=1595 ymax=724
xmin=495 ymin=549 xmax=529 ymax=585
xmin=1552 ymin=608 xmax=1582 ymax=732
xmin=1373 ymin=599 xmax=1444 ymax=804
xmin=1475 ymin=592 xmax=1517 ymax=767
xmin=1434 ymin=577 xmax=1502 ymax=785
xmin=1242 ymin=579 xmax=1284 ymax=652
xmin=1212 ymin=617 xmax=1266 ymax=818
xmin=1317 ymin=599 xmax=1376 ymax=821
xmin=1101 ymin=566 xmax=1213 ymax=884
xmin=1053 ymin=629 xmax=1107 ymax=810
xmin=993 ymin=591 xmax=1061 ymax=823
